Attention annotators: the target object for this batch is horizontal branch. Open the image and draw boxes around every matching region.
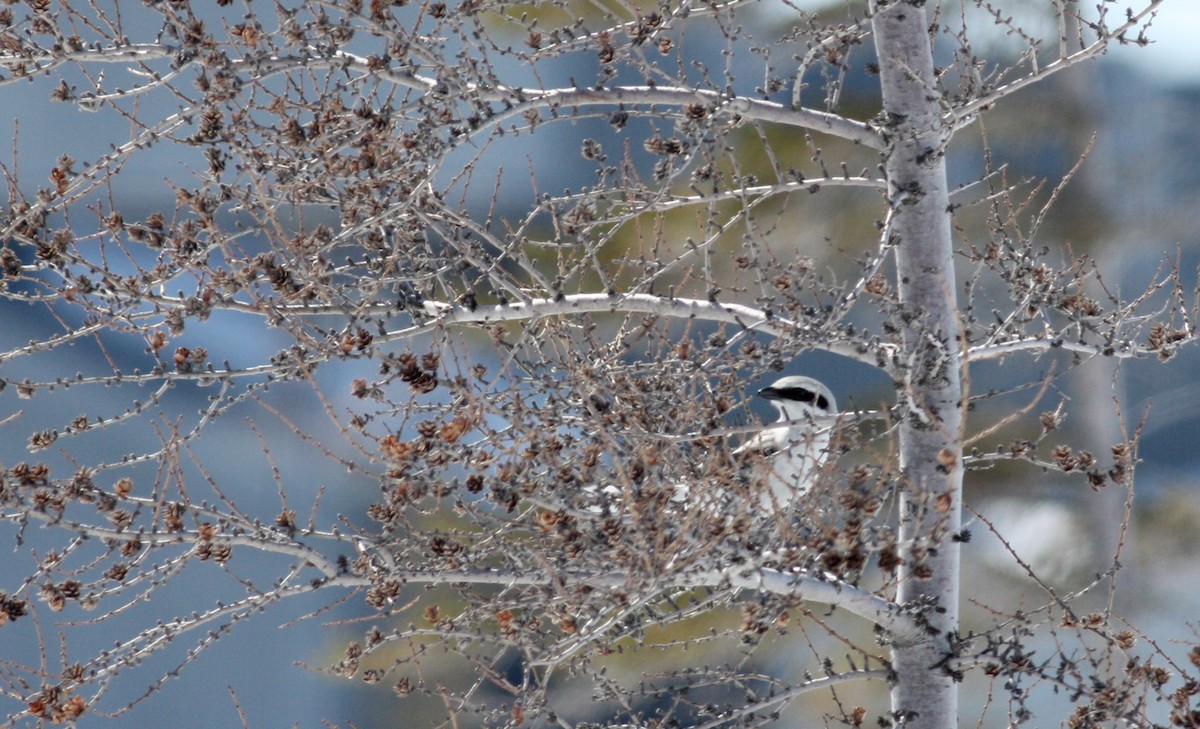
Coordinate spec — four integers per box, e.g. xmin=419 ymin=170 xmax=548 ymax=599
xmin=53 ymin=294 xmax=1180 ymax=385
xmin=485 ymin=85 xmax=883 ymax=149
xmin=394 ymin=292 xmax=883 ymax=366
xmin=0 ymin=41 xmax=882 ymax=148
xmin=602 ymin=177 xmax=888 ymax=215
xmin=314 ymin=49 xmax=882 ymax=147
xmin=0 ymin=43 xmax=175 ymax=67
xmin=3 ymin=292 xmax=881 ymax=389
xmin=723 ymin=567 xmax=926 ymax=646
xmin=8 ymin=488 xmax=908 ymax=639
xmin=966 ymin=331 xmax=1195 ymax=362
xmin=377 ymin=564 xmax=924 ymax=643
xmin=5 ymin=506 xmax=344 ymax=578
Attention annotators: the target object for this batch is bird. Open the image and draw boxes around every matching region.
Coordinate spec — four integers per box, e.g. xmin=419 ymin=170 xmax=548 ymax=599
xmin=733 ymin=375 xmax=838 ymax=515
xmin=537 ymin=375 xmax=837 ymax=523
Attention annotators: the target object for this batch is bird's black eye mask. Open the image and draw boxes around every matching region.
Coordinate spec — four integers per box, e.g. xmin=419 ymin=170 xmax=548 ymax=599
xmin=761 ymin=387 xmax=830 ymax=411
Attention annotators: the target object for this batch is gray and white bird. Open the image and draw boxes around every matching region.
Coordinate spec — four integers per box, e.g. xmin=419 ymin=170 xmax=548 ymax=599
xmin=734 ymin=375 xmax=838 ymax=514
xmin=548 ymin=375 xmax=837 ymax=520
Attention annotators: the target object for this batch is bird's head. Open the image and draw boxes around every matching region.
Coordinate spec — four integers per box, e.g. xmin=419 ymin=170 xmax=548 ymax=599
xmin=758 ymin=375 xmax=836 ymax=422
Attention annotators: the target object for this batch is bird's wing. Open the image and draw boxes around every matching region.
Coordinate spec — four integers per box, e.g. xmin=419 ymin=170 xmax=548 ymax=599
xmin=732 ymin=432 xmax=782 ymax=459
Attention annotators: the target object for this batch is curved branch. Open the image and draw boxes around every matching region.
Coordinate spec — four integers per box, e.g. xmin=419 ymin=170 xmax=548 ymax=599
xmin=483 ymin=85 xmax=883 ymax=149
xmin=310 ymin=48 xmax=882 ymax=147
xmin=3 ymin=43 xmax=878 ymax=148
xmin=373 ymin=564 xmax=923 ymax=643
xmin=398 ymin=293 xmax=884 ymax=366
xmin=722 ymin=568 xmax=925 ymax=646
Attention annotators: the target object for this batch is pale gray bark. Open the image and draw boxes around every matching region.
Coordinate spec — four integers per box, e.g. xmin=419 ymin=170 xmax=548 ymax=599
xmin=870 ymin=2 xmax=964 ymax=728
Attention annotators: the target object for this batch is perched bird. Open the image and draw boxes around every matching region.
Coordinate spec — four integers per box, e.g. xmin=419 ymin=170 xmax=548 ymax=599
xmin=734 ymin=375 xmax=838 ymax=514
xmin=546 ymin=375 xmax=837 ymax=521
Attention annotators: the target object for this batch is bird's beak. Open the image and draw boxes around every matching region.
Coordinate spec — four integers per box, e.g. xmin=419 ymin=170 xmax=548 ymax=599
xmin=758 ymin=387 xmax=781 ymax=401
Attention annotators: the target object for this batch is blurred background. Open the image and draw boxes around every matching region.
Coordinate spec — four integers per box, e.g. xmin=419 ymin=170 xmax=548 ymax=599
xmin=1 ymin=1 xmax=1198 ymax=726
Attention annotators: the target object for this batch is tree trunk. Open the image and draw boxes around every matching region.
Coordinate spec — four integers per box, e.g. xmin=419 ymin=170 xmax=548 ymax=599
xmin=870 ymin=2 xmax=963 ymax=728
